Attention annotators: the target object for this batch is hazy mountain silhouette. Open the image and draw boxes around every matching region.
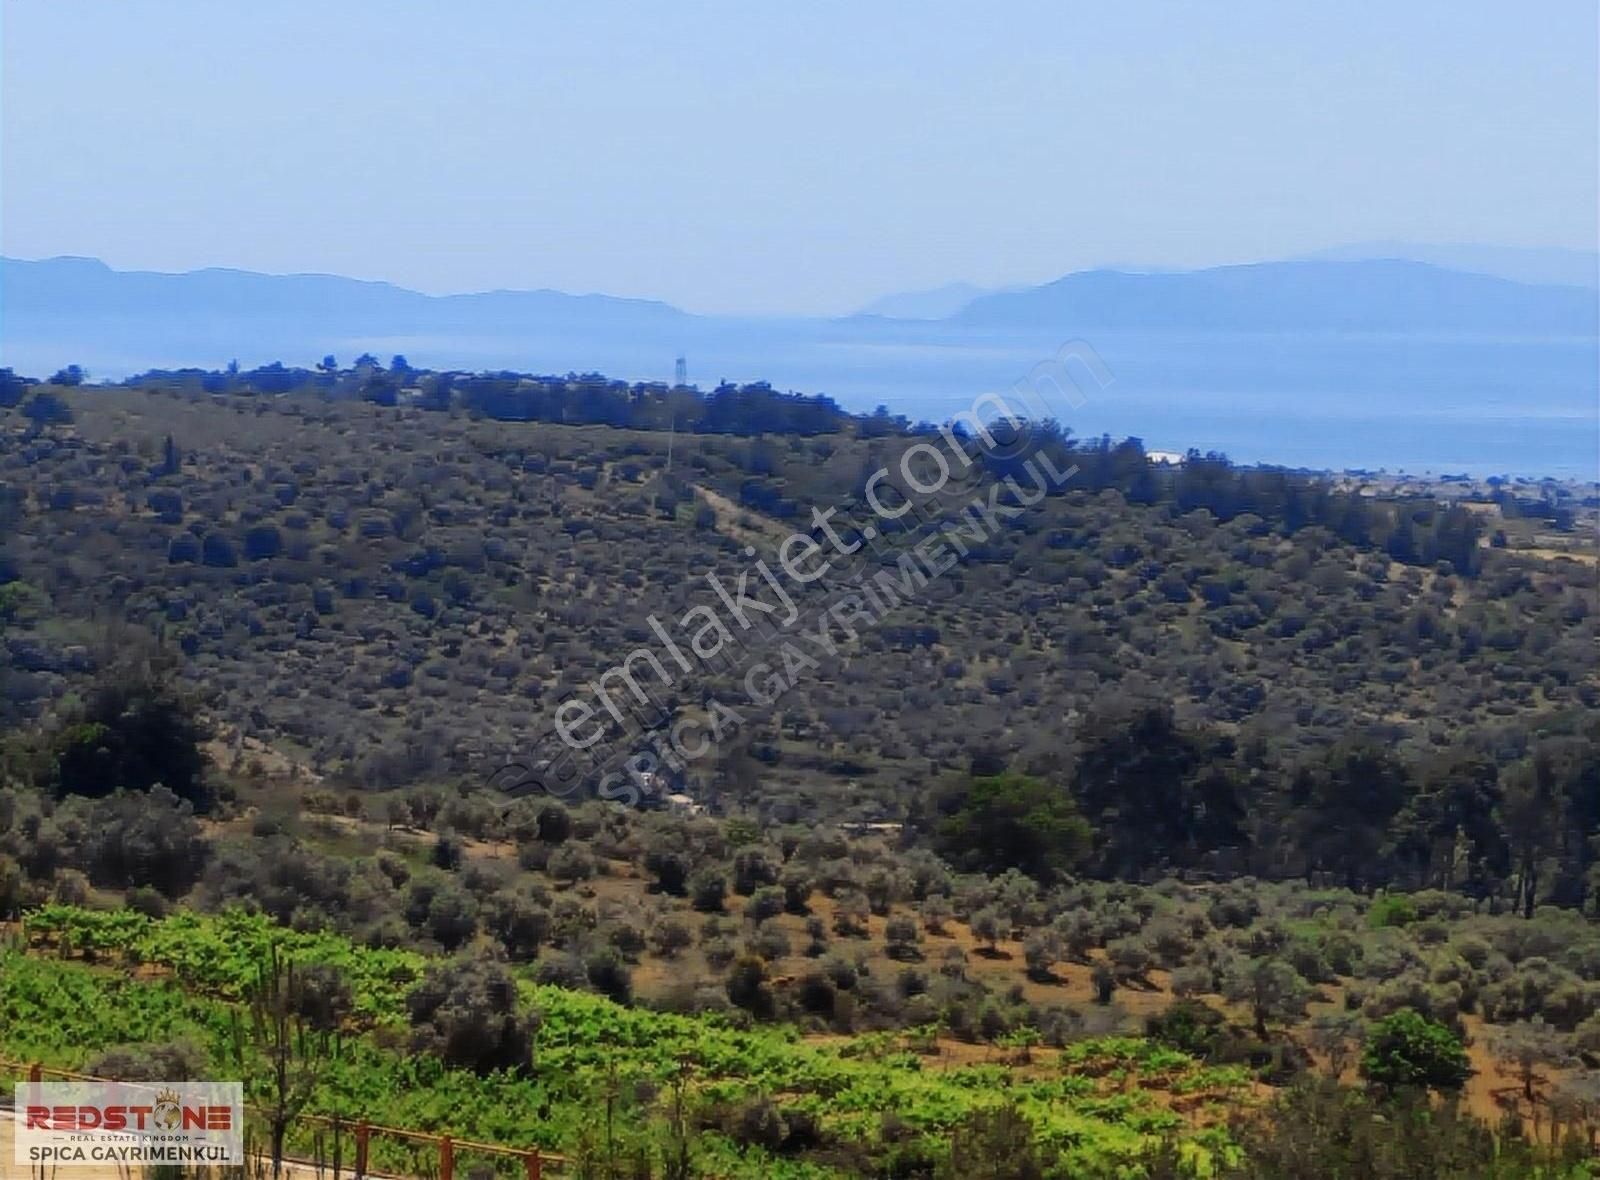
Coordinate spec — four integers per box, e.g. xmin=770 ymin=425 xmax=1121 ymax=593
xmin=1298 ymin=242 xmax=1598 ymax=289
xmin=2 ymin=255 xmax=684 ymax=330
xmin=5 ymin=253 xmax=1594 ymax=475
xmin=0 ymin=255 xmax=692 ymax=378
xmin=8 ymin=255 xmax=1594 ymax=362
xmin=3 ymin=255 xmax=1593 ymax=399
xmin=953 ymin=260 xmax=1598 ymax=334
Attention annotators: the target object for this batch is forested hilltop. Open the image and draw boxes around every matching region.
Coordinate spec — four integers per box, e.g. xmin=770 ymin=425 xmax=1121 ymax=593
xmin=0 ymin=362 xmax=1597 ymax=1177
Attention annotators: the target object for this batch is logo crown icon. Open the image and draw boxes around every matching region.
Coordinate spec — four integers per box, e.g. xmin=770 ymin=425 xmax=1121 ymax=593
xmin=155 ymin=1088 xmax=181 ymax=1108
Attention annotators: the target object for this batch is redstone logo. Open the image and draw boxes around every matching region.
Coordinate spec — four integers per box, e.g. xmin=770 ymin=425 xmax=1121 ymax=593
xmin=26 ymin=1105 xmax=234 ymax=1131
xmin=15 ymin=1081 xmax=243 ymax=1168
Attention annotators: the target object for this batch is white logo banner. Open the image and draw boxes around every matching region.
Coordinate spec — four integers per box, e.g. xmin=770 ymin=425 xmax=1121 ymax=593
xmin=13 ymin=1080 xmax=244 ymax=1167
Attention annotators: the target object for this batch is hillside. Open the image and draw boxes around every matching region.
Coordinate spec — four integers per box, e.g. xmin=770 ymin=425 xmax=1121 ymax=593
xmin=3 ymin=374 xmax=1600 ymax=825
xmin=2 ymin=372 xmax=1599 ymax=1177
xmin=2 ymin=380 xmax=1594 ymax=827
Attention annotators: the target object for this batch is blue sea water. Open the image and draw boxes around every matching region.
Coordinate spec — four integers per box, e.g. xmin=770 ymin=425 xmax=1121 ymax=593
xmin=332 ymin=324 xmax=1597 ymax=478
xmin=20 ymin=317 xmax=1591 ymax=479
xmin=734 ymin=328 xmax=1600 ymax=480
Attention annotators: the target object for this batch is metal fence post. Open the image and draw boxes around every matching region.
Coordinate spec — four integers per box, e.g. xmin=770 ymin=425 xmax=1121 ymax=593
xmin=440 ymin=1134 xmax=454 ymax=1180
xmin=354 ymin=1120 xmax=369 ymax=1178
xmin=524 ymin=1148 xmax=542 ymax=1180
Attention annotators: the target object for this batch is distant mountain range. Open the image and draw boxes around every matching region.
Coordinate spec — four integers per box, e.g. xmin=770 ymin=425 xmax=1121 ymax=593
xmin=854 ymin=242 xmax=1599 ymax=321
xmin=4 ymin=250 xmax=1594 ymax=476
xmin=5 ymin=252 xmax=1594 ymax=375
xmin=1296 ymin=241 xmax=1598 ymax=290
xmin=3 ymin=255 xmax=684 ymax=330
xmin=951 ymin=259 xmax=1598 ymax=334
xmin=0 ymin=255 xmax=693 ymax=381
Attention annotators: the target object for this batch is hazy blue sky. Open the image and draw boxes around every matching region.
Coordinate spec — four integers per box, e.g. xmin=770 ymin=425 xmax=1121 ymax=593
xmin=3 ymin=1 xmax=1596 ymax=314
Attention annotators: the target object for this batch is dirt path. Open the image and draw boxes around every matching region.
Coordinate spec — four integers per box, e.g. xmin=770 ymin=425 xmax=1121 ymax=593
xmin=692 ymin=484 xmax=794 ymax=549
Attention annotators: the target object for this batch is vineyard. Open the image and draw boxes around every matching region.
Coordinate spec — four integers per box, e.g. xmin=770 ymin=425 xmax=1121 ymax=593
xmin=2 ymin=905 xmax=1249 ymax=1177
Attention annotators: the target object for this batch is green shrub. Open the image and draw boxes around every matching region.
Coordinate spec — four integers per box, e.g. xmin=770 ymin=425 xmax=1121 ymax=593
xmin=1230 ymin=1078 xmax=1582 ymax=1179
xmin=1359 ymin=1008 xmax=1471 ymax=1092
xmin=1146 ymin=998 xmax=1226 ymax=1060
xmin=1366 ymin=895 xmax=1419 ymax=929
xmin=937 ymin=1103 xmax=1056 ymax=1180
